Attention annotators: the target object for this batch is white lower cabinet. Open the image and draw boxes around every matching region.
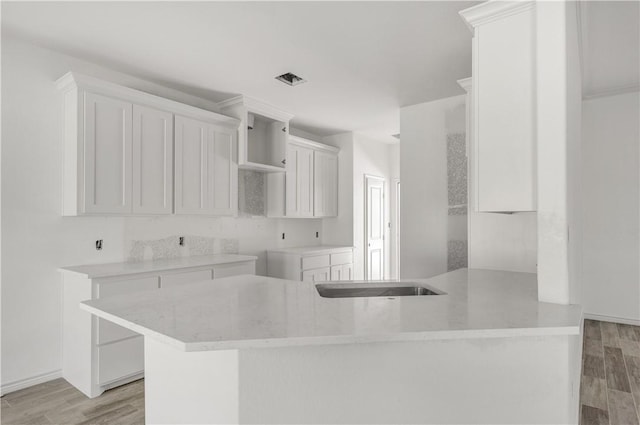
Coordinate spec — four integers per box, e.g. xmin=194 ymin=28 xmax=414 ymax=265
xmin=60 ymin=255 xmax=256 ymax=398
xmin=302 ymin=267 xmax=331 ymax=282
xmin=331 ymin=263 xmax=353 ymax=281
xmin=267 ymin=246 xmax=354 ymax=283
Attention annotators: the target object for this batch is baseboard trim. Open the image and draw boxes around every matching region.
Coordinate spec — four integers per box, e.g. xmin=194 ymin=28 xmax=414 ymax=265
xmin=1 ymin=370 xmax=62 ymax=396
xmin=583 ymin=313 xmax=640 ymax=326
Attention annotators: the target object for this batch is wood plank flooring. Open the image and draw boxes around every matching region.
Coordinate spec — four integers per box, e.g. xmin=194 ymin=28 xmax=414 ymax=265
xmin=1 ymin=379 xmax=143 ymax=425
xmin=581 ymin=319 xmax=640 ymax=425
xmin=1 ymin=319 xmax=638 ymax=424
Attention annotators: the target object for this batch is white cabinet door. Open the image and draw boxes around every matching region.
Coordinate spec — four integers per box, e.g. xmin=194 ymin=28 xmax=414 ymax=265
xmin=473 ymin=7 xmax=535 ymax=212
xmin=208 ymin=125 xmax=238 ymax=216
xmin=175 ymin=116 xmax=237 ymax=215
xmin=83 ymin=92 xmax=132 ymax=214
xmin=286 ymin=144 xmax=314 ymax=217
xmin=175 ymin=115 xmax=209 ymax=214
xmin=331 ymin=264 xmax=353 ymax=281
xmin=132 ymin=105 xmax=173 ymax=214
xmin=302 ymin=267 xmax=331 ymax=282
xmin=313 ymin=151 xmax=338 ymax=217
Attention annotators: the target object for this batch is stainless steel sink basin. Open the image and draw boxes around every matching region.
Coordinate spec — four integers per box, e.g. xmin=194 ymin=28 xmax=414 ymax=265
xmin=315 ymin=282 xmax=444 ymax=298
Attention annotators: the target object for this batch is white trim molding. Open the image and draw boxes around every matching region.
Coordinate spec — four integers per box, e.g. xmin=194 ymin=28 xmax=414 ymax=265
xmin=584 ymin=313 xmax=640 ymax=327
xmin=217 ymin=95 xmax=294 ymax=123
xmin=56 ymin=72 xmax=240 ymax=128
xmin=459 ymin=0 xmax=535 ymax=33
xmin=1 ymin=370 xmax=62 ymax=396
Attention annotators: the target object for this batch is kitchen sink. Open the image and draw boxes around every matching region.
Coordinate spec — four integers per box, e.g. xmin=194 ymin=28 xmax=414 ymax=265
xmin=315 ymin=282 xmax=444 ymax=298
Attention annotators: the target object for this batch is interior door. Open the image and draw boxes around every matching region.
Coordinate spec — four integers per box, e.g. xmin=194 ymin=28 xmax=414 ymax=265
xmin=365 ymin=176 xmax=385 ymax=280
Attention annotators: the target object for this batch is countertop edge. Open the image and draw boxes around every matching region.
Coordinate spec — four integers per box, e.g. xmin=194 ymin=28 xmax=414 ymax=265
xmin=59 ymin=254 xmax=259 ymax=279
xmin=82 ymin=301 xmax=581 ymax=352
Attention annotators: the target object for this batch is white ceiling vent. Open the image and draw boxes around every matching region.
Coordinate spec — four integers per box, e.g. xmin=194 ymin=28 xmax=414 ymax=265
xmin=275 ymin=72 xmax=307 ymax=86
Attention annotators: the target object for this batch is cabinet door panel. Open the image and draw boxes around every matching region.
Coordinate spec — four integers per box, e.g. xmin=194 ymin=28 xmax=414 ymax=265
xmin=209 ymin=126 xmax=237 ymax=215
xmin=132 ymin=105 xmax=173 ymax=214
xmin=302 ymin=267 xmax=331 ymax=282
xmin=175 ymin=116 xmax=209 ymax=214
xmin=314 ymin=151 xmax=338 ymax=217
xmin=84 ymin=92 xmax=132 ymax=214
xmin=286 ymin=144 xmax=314 ymax=217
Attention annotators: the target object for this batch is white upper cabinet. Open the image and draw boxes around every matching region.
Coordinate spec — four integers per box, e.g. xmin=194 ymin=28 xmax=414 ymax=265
xmin=57 ymin=72 xmax=240 ymax=216
xmin=174 ymin=116 xmax=237 ymax=216
xmin=218 ymin=95 xmax=293 ymax=173
xmin=132 ymin=104 xmax=173 ymax=214
xmin=267 ymin=136 xmax=339 ymax=218
xmin=460 ymin=1 xmax=536 ymax=213
xmin=313 ymin=150 xmax=338 ymax=217
xmin=286 ymin=142 xmax=314 ymax=217
xmin=83 ymin=92 xmax=133 ymax=214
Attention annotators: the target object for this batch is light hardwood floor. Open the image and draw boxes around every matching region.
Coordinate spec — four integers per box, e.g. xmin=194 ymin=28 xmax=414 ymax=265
xmin=1 ymin=378 xmax=143 ymax=425
xmin=581 ymin=320 xmax=640 ymax=425
xmin=2 ymin=319 xmax=639 ymax=425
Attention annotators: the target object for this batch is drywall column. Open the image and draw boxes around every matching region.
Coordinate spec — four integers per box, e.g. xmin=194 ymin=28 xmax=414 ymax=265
xmin=536 ymin=1 xmax=571 ymax=304
xmin=399 ymin=96 xmax=465 ymax=279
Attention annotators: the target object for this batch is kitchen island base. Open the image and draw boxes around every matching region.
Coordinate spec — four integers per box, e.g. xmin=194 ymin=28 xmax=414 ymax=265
xmin=145 ymin=334 xmax=580 ymax=424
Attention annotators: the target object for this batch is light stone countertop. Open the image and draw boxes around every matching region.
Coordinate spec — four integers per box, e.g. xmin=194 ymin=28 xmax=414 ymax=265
xmin=60 ymin=254 xmax=258 ymax=279
xmin=81 ymin=268 xmax=582 ymax=352
xmin=267 ymin=245 xmax=353 ymax=255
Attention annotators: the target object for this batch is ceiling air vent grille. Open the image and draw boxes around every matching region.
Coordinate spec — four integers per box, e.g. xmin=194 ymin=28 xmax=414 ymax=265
xmin=275 ymin=72 xmax=307 ymax=86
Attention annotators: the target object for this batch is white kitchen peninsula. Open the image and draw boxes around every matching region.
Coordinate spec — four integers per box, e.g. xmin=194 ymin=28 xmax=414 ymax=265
xmin=81 ymin=269 xmax=582 ymax=424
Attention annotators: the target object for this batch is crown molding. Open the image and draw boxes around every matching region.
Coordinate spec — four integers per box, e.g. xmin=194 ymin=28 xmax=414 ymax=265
xmin=217 ymin=95 xmax=294 ymax=123
xmin=55 ymin=72 xmax=240 ymax=128
xmin=289 ymin=135 xmax=340 ymax=153
xmin=457 ymin=77 xmax=472 ymax=92
xmin=459 ymin=0 xmax=535 ymax=33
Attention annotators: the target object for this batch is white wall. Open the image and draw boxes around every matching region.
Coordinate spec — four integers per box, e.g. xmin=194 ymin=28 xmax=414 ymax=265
xmin=399 ymin=96 xmax=465 ymax=279
xmin=0 ymin=36 xmax=322 ymax=389
xmin=352 ymin=135 xmax=398 ymax=280
xmin=581 ymin=92 xmax=640 ymax=323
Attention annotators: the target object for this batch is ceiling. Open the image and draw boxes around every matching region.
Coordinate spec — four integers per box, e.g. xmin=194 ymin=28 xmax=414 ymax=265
xmin=580 ymin=1 xmax=639 ymax=98
xmin=1 ymin=1 xmax=478 ymax=139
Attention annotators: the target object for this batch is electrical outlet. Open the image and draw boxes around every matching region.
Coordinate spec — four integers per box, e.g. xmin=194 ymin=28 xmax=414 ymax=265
xmin=179 ymin=236 xmax=185 ymax=246
xmin=282 ymin=233 xmax=285 ymax=240
xmin=95 ymin=240 xmax=103 ymax=251
xmin=316 ymin=231 xmax=319 ymax=238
